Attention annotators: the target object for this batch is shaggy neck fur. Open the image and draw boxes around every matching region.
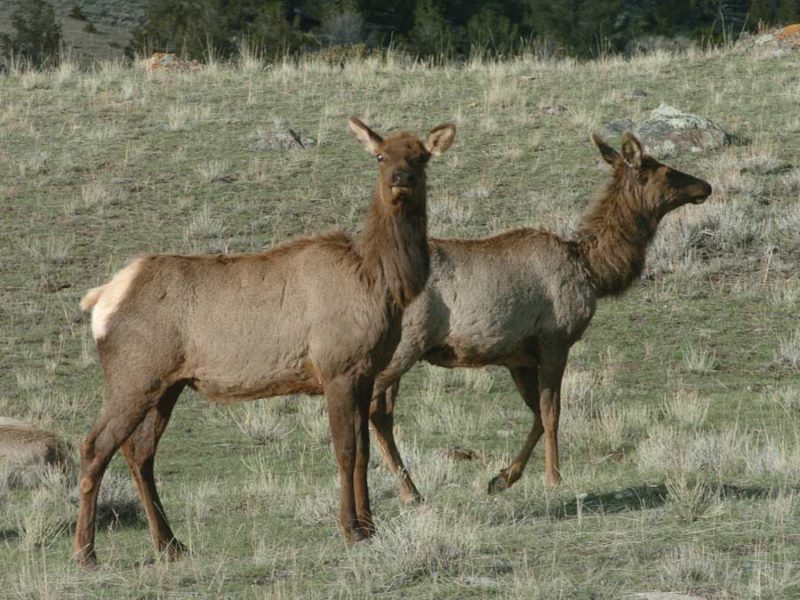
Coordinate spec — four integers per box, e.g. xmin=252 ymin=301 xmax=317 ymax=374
xmin=357 ymin=181 xmax=430 ymax=309
xmin=574 ymin=164 xmax=659 ymax=298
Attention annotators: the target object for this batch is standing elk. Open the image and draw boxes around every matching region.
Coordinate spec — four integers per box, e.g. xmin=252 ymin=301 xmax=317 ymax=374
xmin=72 ymin=118 xmax=456 ymax=567
xmin=369 ymin=132 xmax=712 ymax=504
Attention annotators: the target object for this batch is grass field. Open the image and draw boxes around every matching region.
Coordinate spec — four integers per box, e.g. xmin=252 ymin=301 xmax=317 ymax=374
xmin=1 ymin=43 xmax=800 ymax=598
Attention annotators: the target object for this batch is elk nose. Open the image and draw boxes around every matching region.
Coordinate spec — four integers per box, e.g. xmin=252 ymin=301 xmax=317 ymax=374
xmin=391 ymin=170 xmax=414 ymax=187
xmin=702 ymin=181 xmax=713 ymax=197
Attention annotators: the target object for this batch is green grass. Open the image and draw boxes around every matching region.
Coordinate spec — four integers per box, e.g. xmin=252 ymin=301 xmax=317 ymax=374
xmin=1 ymin=45 xmax=800 ymax=598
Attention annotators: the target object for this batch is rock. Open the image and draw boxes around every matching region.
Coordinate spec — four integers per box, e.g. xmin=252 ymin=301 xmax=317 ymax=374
xmin=623 ymin=593 xmax=706 ymax=600
xmin=144 ymin=52 xmax=203 ymax=73
xmin=603 ymin=118 xmax=636 ymax=137
xmin=735 ymin=24 xmax=800 ymax=56
xmin=211 ymin=174 xmax=239 ymax=184
xmin=461 ymin=576 xmax=500 ymax=589
xmin=540 ymin=104 xmax=568 ymax=116
xmin=632 ymin=104 xmax=731 ymax=158
xmin=253 ymin=123 xmax=317 ymax=152
xmin=627 ymin=89 xmax=649 ymax=99
xmin=440 ymin=446 xmax=484 ymax=462
xmin=0 ymin=418 xmax=73 ymax=485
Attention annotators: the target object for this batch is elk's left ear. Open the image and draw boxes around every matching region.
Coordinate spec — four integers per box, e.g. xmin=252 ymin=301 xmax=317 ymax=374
xmin=621 ymin=132 xmax=643 ymax=169
xmin=425 ymin=123 xmax=456 ymax=156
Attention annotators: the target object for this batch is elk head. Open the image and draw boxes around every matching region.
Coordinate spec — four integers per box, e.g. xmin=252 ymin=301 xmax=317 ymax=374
xmin=592 ymin=132 xmax=712 ymax=220
xmin=348 ymin=118 xmax=456 ymax=212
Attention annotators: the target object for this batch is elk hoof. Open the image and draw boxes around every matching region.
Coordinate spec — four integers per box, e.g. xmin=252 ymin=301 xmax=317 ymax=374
xmin=357 ymin=522 xmax=376 ymax=540
xmin=163 ymin=539 xmax=188 ymax=561
xmin=400 ymin=489 xmax=423 ymax=506
xmin=345 ymin=527 xmax=368 ymax=545
xmin=544 ymin=473 xmax=561 ymax=488
xmin=487 ymin=473 xmax=511 ymax=494
xmin=73 ymin=550 xmax=99 ymax=570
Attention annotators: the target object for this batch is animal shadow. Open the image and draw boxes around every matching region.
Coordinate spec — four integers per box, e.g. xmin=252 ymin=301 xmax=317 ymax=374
xmin=546 ymin=481 xmax=781 ymax=520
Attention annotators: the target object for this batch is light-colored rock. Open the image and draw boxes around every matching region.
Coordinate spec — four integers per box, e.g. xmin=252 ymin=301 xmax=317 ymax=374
xmin=253 ymin=120 xmax=317 ymax=152
xmin=0 ymin=417 xmax=73 ymax=478
xmin=144 ymin=52 xmax=202 ymax=73
xmin=632 ymin=104 xmax=730 ymax=158
xmin=624 ymin=593 xmax=706 ymax=600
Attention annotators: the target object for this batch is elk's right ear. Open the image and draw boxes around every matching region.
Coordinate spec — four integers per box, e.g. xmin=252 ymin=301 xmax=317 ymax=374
xmin=425 ymin=123 xmax=456 ymax=156
xmin=348 ymin=117 xmax=383 ymax=155
xmin=591 ymin=133 xmax=619 ymax=166
xmin=620 ymin=132 xmax=643 ymax=169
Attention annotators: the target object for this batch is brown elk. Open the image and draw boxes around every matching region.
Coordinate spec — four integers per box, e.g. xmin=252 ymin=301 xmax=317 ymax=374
xmin=369 ymin=132 xmax=712 ymax=504
xmin=72 ymin=118 xmax=456 ymax=567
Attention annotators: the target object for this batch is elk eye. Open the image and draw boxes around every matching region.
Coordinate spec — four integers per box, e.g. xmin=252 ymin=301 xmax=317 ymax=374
xmin=376 ymin=153 xmax=384 ymax=162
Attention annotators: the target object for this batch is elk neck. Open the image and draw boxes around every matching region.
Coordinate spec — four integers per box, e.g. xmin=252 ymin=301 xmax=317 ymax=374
xmin=357 ymin=180 xmax=430 ymax=309
xmin=573 ymin=167 xmax=659 ymax=298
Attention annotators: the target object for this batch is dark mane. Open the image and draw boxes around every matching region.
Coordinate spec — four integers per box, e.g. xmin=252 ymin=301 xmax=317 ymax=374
xmin=573 ymin=161 xmax=658 ymax=297
xmin=358 ymin=181 xmax=430 ymax=308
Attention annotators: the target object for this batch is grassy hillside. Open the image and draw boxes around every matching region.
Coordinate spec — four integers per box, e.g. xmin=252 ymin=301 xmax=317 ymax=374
xmin=0 ymin=0 xmax=146 ymax=63
xmin=1 ymin=44 xmax=799 ymax=598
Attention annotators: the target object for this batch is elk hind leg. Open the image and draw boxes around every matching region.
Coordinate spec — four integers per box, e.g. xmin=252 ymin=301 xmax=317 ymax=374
xmin=489 ymin=365 xmax=544 ymax=493
xmin=120 ymin=382 xmax=186 ymax=560
xmin=73 ymin=393 xmax=158 ymax=567
xmin=370 ymin=381 xmax=422 ymax=505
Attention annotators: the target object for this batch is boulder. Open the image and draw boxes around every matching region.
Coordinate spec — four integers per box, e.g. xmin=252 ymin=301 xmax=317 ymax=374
xmin=603 ymin=118 xmax=635 ymax=137
xmin=253 ymin=121 xmax=317 ymax=152
xmin=144 ymin=52 xmax=202 ymax=73
xmin=736 ymin=24 xmax=800 ymax=55
xmin=632 ymin=104 xmax=731 ymax=158
xmin=623 ymin=594 xmax=706 ymax=600
xmin=0 ymin=418 xmax=73 ymax=481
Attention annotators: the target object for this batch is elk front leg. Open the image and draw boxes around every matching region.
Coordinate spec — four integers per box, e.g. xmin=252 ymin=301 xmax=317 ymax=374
xmin=353 ymin=378 xmax=375 ymax=537
xmin=539 ymin=351 xmax=568 ymax=487
xmin=325 ymin=375 xmax=364 ymax=543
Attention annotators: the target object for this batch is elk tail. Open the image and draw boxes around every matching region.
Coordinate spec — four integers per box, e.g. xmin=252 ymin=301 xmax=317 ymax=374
xmin=80 ymin=285 xmax=106 ymax=312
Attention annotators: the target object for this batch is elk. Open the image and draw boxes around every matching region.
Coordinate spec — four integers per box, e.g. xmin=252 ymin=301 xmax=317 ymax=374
xmin=369 ymin=132 xmax=712 ymax=504
xmin=72 ymin=118 xmax=456 ymax=567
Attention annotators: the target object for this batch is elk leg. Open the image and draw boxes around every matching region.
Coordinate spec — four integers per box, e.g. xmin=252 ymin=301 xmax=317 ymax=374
xmin=489 ymin=365 xmax=544 ymax=493
xmin=539 ymin=351 xmax=568 ymax=488
xmin=120 ymin=383 xmax=185 ymax=560
xmin=325 ymin=375 xmax=363 ymax=543
xmin=73 ymin=391 xmax=159 ymax=568
xmin=370 ymin=382 xmax=422 ymax=505
xmin=353 ymin=379 xmax=375 ymax=538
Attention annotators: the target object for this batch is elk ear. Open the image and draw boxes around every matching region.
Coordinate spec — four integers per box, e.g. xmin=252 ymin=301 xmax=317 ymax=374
xmin=620 ymin=132 xmax=643 ymax=169
xmin=591 ymin=132 xmax=619 ymax=166
xmin=424 ymin=123 xmax=456 ymax=156
xmin=348 ymin=117 xmax=383 ymax=155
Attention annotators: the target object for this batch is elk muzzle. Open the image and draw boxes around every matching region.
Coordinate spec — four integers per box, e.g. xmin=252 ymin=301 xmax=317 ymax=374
xmin=691 ymin=180 xmax=713 ymax=204
xmin=391 ymin=170 xmax=415 ymax=189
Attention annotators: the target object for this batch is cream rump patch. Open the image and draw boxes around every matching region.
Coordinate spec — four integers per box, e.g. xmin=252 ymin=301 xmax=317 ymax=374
xmin=83 ymin=257 xmax=145 ymax=340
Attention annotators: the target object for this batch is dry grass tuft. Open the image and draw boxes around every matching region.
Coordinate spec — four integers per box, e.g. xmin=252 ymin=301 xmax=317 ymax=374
xmin=342 ymin=506 xmax=484 ymax=592
xmin=775 ymin=329 xmax=800 ymax=371
xmin=661 ymin=389 xmax=712 ymax=429
xmin=225 ymin=401 xmax=295 ymax=445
